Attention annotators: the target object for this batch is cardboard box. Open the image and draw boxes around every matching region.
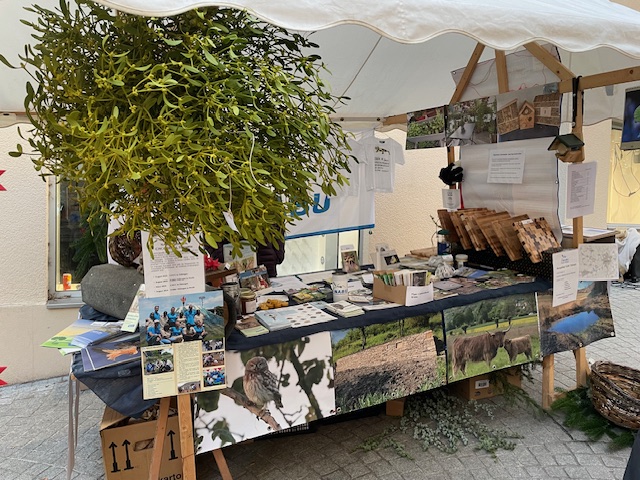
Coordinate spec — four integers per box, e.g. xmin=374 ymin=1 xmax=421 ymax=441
xmin=372 ymin=275 xmax=433 ymax=306
xmin=100 ymin=406 xmax=183 ymax=480
xmin=449 ymin=368 xmax=522 ymax=401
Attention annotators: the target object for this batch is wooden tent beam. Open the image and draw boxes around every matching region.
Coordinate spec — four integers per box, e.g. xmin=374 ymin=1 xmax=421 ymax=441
xmin=451 ymin=42 xmax=486 ymax=104
xmin=495 ymin=50 xmax=509 ymax=94
xmin=524 ymin=42 xmax=575 ymax=81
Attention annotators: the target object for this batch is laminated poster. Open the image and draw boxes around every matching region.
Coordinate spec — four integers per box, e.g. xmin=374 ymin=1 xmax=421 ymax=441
xmin=194 ymin=332 xmax=335 ymax=452
xmin=538 ymin=281 xmax=615 ymax=356
xmin=139 ymin=291 xmax=226 ymax=399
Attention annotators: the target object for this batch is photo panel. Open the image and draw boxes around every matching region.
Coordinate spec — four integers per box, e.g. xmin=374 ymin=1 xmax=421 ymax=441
xmin=194 ymin=332 xmax=335 ymax=453
xmin=444 ymin=293 xmax=539 ymax=383
xmin=496 ymin=83 xmax=561 ymax=143
xmin=330 ymin=313 xmax=446 ymax=415
xmin=538 ymin=281 xmax=615 ymax=356
xmin=139 ymin=291 xmax=226 ymax=399
xmin=406 ymin=106 xmax=446 ymax=149
xmin=445 ymin=96 xmax=497 ymax=147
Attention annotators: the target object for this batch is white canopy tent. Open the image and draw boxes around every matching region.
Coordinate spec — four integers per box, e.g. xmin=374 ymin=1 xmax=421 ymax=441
xmin=2 ymin=0 xmax=640 ymax=125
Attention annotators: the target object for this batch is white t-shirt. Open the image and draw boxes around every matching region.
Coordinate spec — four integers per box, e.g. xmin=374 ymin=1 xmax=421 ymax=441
xmin=360 ymin=136 xmax=405 ymax=193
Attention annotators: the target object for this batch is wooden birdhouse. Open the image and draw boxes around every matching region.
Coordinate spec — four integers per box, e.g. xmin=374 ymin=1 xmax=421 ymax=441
xmin=547 ymin=134 xmax=585 ymax=163
xmin=518 ymin=100 xmax=535 ymax=130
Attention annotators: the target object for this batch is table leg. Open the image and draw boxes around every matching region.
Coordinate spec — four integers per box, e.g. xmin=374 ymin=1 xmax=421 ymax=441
xmin=212 ymin=449 xmax=233 ymax=480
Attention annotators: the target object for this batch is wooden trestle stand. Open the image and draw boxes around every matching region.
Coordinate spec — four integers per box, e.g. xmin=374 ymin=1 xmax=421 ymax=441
xmin=148 ymin=395 xmax=232 ymax=480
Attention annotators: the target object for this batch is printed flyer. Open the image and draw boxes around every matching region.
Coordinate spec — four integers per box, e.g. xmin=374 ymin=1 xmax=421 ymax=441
xmin=139 ymin=291 xmax=227 ymax=399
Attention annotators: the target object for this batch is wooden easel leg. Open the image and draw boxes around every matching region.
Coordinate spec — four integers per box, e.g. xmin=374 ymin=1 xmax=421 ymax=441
xmin=212 ymin=449 xmax=233 ymax=480
xmin=148 ymin=397 xmax=171 ymax=480
xmin=178 ymin=394 xmax=197 ymax=480
xmin=574 ymin=347 xmax=589 ymax=387
xmin=542 ymin=354 xmax=555 ymax=410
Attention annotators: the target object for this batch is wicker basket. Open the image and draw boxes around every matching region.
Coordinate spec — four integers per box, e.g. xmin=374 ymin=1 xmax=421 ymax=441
xmin=590 ymin=361 xmax=640 ymax=430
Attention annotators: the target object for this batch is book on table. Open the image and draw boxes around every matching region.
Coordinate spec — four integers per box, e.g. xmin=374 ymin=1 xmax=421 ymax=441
xmin=325 ymin=300 xmax=365 ymax=317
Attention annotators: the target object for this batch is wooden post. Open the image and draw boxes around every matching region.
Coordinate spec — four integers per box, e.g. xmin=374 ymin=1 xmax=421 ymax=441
xmin=148 ymin=397 xmax=171 ymax=480
xmin=542 ymin=354 xmax=556 ymax=409
xmin=178 ymin=394 xmax=197 ymax=480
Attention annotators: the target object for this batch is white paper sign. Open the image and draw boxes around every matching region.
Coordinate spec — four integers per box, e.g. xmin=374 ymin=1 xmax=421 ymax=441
xmin=405 ymin=283 xmax=434 ymax=307
xmin=141 ymin=232 xmax=205 ymax=298
xmin=552 ymin=249 xmax=579 ymax=307
xmin=442 ymin=188 xmax=461 ymax=210
xmin=578 ymin=243 xmax=619 ymax=281
xmin=566 ymin=162 xmax=597 ymax=219
xmin=487 ymin=148 xmax=526 ymax=184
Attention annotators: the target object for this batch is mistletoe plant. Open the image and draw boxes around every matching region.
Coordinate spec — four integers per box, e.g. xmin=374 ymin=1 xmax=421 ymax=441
xmin=2 ymin=0 xmax=352 ymax=255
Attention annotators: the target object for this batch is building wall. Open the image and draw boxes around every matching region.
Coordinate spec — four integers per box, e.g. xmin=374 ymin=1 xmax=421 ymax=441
xmin=0 ymin=119 xmax=616 ymax=385
xmin=0 ymin=125 xmax=78 ymax=384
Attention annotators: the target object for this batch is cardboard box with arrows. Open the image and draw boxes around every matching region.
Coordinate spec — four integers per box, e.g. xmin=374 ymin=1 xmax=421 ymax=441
xmin=100 ymin=406 xmax=182 ymax=480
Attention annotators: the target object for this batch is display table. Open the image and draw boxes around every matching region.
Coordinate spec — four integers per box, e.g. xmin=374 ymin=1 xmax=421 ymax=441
xmin=72 ymin=276 xmax=551 ymax=418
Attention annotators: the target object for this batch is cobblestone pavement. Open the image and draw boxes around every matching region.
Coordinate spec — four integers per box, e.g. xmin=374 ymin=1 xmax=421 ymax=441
xmin=0 ymin=282 xmax=638 ymax=480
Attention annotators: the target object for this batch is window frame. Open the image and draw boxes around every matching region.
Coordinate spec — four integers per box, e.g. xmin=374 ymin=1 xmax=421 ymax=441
xmin=47 ymin=178 xmax=83 ymax=308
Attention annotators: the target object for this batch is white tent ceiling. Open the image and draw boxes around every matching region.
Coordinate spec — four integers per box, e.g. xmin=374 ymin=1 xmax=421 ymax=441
xmin=1 ymin=0 xmax=640 ymax=124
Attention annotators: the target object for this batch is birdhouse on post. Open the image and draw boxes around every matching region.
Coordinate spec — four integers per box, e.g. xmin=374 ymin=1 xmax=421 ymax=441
xmin=548 ymin=134 xmax=585 ymax=163
xmin=518 ymin=100 xmax=535 ymax=130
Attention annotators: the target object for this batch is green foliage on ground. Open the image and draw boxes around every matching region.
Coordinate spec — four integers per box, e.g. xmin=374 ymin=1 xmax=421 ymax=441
xmin=551 ymin=387 xmax=636 ymax=450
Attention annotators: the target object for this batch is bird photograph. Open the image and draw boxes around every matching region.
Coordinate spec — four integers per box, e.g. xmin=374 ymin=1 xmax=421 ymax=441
xmin=193 ymin=333 xmax=336 ymax=454
xmin=243 ymin=356 xmax=283 ymax=416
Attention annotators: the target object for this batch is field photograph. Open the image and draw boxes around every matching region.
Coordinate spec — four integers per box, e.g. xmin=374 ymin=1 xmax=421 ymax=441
xmin=444 ymin=293 xmax=539 ymax=382
xmin=330 ymin=314 xmax=446 ymax=414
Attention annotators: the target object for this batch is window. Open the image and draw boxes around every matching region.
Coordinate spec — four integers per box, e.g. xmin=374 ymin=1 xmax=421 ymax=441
xmin=48 ymin=180 xmax=106 ymax=305
xmin=48 ymin=181 xmax=365 ymax=302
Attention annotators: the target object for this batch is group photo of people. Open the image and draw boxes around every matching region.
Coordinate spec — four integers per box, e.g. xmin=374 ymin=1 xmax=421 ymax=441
xmin=139 ymin=292 xmax=226 ymax=349
xmin=143 ymin=349 xmax=175 ymax=376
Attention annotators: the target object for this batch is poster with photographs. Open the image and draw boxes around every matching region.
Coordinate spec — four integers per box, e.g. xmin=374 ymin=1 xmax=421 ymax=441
xmin=537 ymin=281 xmax=615 ymax=356
xmin=139 ymin=291 xmax=226 ymax=399
xmin=406 ymin=106 xmax=446 ymax=149
xmin=194 ymin=332 xmax=335 ymax=452
xmin=330 ymin=313 xmax=446 ymax=414
xmin=444 ymin=293 xmax=539 ymax=383
xmin=445 ymin=96 xmax=497 ymax=147
xmin=340 ymin=244 xmax=360 ymax=273
xmin=496 ymin=83 xmax=560 ymax=142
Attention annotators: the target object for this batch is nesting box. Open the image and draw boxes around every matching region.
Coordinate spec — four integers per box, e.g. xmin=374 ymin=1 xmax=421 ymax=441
xmin=518 ymin=100 xmax=535 ymax=130
xmin=534 ymin=92 xmax=561 ymax=126
xmin=497 ymin=99 xmax=520 ymax=135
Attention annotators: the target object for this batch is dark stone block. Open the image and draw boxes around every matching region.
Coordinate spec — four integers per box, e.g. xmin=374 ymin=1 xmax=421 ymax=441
xmin=81 ymin=264 xmax=143 ymax=319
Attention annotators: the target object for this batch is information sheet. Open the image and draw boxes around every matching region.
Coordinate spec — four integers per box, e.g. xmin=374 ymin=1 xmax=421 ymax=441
xmin=442 ymin=188 xmax=461 ymax=210
xmin=566 ymin=162 xmax=597 ymax=219
xmin=141 ymin=232 xmax=205 ymax=297
xmin=487 ymin=148 xmax=526 ymax=184
xmin=578 ymin=243 xmax=619 ymax=281
xmin=552 ymin=249 xmax=579 ymax=307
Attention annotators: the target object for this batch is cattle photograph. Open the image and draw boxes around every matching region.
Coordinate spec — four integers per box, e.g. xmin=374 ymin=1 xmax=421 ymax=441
xmin=537 ymin=281 xmax=615 ymax=356
xmin=330 ymin=313 xmax=446 ymax=414
xmin=444 ymin=293 xmax=540 ymax=382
